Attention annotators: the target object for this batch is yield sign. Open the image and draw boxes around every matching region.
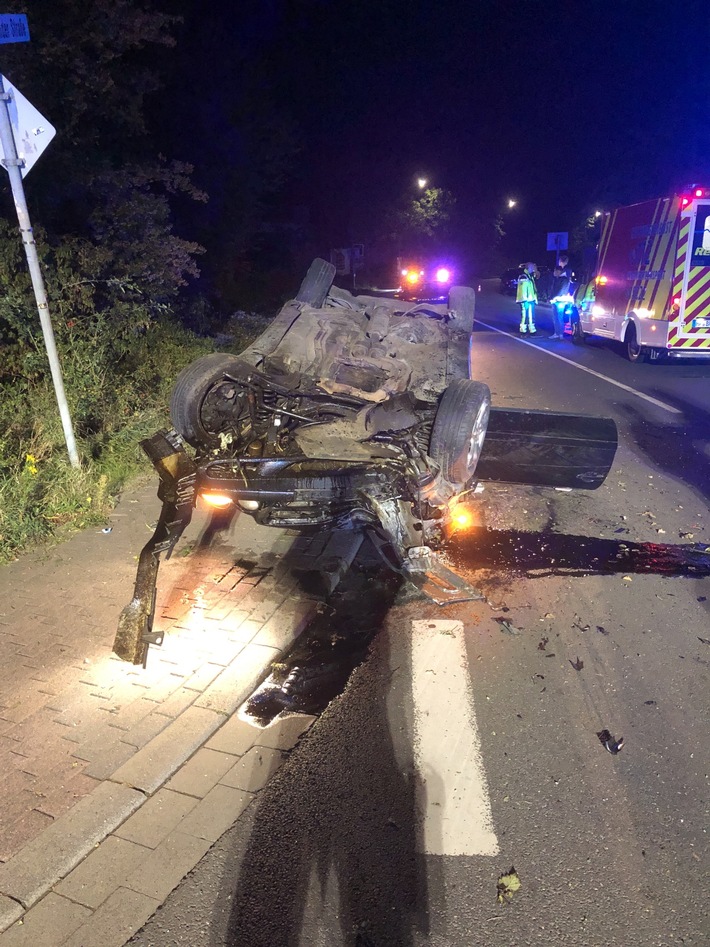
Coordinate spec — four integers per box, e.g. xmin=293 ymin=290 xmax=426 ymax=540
xmin=0 ymin=74 xmax=55 ymax=176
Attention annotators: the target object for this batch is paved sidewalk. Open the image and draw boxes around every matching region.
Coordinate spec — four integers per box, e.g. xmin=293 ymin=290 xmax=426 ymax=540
xmin=0 ymin=479 xmax=355 ymax=944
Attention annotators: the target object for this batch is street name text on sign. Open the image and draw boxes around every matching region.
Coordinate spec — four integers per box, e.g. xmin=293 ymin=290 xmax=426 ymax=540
xmin=0 ymin=13 xmax=29 ymax=44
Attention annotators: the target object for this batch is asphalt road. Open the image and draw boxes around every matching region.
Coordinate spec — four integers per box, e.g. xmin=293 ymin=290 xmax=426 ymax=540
xmin=130 ymin=286 xmax=709 ymax=947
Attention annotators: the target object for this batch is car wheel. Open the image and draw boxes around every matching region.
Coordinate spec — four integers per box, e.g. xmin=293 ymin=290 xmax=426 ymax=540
xmin=429 ymin=379 xmax=491 ymax=485
xmin=571 ymin=313 xmax=586 ymax=345
xmin=295 ymin=258 xmax=336 ymax=307
xmin=170 ymin=353 xmax=250 ymax=448
xmin=448 ymin=286 xmax=476 ymax=334
xmin=625 ymin=324 xmax=647 ymax=363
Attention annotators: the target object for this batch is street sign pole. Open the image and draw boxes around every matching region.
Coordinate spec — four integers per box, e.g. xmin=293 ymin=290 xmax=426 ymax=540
xmin=0 ymin=74 xmax=79 ymax=467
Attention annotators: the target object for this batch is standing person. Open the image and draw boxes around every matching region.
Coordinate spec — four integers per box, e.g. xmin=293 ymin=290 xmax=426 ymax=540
xmin=549 ymin=254 xmax=573 ymax=339
xmin=516 ymin=262 xmax=538 ymax=334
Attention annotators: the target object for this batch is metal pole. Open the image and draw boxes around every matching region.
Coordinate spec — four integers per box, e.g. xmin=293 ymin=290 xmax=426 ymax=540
xmin=0 ymin=77 xmax=79 ymax=467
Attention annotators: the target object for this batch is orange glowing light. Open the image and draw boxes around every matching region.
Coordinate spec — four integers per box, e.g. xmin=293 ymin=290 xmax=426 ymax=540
xmin=200 ymin=492 xmax=234 ymax=508
xmin=595 ymin=275 xmax=608 ymax=285
xmin=452 ymin=508 xmax=474 ymax=530
xmin=405 ymin=270 xmax=420 ymax=284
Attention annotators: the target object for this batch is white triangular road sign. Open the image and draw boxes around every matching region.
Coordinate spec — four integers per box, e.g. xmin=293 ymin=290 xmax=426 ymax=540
xmin=0 ymin=74 xmax=55 ymax=176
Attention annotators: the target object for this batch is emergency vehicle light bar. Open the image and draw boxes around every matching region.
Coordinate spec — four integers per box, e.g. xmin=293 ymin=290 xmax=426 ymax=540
xmin=681 ymin=187 xmax=710 ymax=208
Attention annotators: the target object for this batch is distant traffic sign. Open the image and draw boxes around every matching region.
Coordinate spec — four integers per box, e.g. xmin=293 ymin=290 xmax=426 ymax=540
xmin=0 ymin=14 xmax=29 ymax=44
xmin=546 ymin=231 xmax=568 ymax=252
xmin=0 ymin=75 xmax=55 ymax=176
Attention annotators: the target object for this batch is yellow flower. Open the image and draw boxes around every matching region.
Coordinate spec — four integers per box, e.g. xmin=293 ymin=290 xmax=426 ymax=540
xmin=24 ymin=454 xmax=38 ymax=476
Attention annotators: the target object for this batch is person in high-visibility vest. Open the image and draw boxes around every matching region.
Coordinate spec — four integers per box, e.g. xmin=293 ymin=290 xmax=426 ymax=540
xmin=516 ymin=262 xmax=538 ymax=333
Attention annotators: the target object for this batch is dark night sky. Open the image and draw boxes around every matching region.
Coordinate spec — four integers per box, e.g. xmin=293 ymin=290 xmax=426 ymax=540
xmin=158 ymin=0 xmax=710 ymax=273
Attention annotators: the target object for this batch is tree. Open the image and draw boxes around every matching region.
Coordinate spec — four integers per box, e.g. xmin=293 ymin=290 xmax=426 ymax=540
xmin=0 ymin=0 xmax=205 ymax=306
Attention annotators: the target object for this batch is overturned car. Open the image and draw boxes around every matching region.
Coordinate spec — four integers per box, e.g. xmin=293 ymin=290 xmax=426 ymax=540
xmin=115 ymin=259 xmax=618 ymax=665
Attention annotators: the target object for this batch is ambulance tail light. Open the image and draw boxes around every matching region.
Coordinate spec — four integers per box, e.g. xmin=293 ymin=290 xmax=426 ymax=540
xmin=595 ymin=275 xmax=608 ymax=285
xmin=681 ymin=196 xmax=692 ymax=208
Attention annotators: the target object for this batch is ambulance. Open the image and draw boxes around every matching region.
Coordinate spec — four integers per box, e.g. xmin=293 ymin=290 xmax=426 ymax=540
xmin=571 ymin=187 xmax=710 ymax=361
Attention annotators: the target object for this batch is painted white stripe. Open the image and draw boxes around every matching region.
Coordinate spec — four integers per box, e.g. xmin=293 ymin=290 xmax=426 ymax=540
xmin=475 ymin=319 xmax=682 ymax=415
xmin=411 ymin=619 xmax=499 ymax=856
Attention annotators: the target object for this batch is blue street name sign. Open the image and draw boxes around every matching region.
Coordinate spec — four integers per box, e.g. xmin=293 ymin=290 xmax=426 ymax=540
xmin=0 ymin=14 xmax=30 ymax=44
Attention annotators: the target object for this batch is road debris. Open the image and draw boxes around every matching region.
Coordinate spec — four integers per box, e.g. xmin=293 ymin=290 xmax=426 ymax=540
xmin=597 ymin=729 xmax=624 ymax=754
xmin=570 ymin=657 xmax=584 ymax=671
xmin=101 ymin=526 xmax=112 ymax=534
xmin=538 ymin=636 xmax=549 ymax=651
xmin=496 ymin=867 xmax=522 ymax=903
xmin=494 ymin=618 xmax=521 ymax=636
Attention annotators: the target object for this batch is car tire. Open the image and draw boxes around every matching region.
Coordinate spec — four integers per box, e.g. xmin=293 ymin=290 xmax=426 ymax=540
xmin=429 ymin=379 xmax=491 ymax=485
xmin=295 ymin=258 xmax=336 ymax=307
xmin=625 ymin=324 xmax=647 ymax=363
xmin=170 ymin=353 xmax=250 ymax=448
xmin=448 ymin=286 xmax=476 ymax=334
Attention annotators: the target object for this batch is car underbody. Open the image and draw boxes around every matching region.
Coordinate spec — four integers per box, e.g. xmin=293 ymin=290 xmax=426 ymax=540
xmin=115 ymin=259 xmax=618 ymax=665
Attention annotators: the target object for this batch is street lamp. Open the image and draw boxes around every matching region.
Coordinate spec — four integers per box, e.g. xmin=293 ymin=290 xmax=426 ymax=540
xmin=594 ymin=210 xmax=602 ymax=218
xmin=417 ymin=177 xmax=428 ymax=189
xmin=507 ymin=198 xmax=517 ymax=209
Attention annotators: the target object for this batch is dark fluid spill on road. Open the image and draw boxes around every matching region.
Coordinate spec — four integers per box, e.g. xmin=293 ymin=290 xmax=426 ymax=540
xmin=245 ymin=546 xmax=401 ymax=727
xmin=446 ymin=527 xmax=710 ymax=579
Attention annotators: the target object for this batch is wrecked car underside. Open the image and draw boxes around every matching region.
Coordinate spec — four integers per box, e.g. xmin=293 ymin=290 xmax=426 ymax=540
xmin=115 ymin=259 xmax=618 ymax=665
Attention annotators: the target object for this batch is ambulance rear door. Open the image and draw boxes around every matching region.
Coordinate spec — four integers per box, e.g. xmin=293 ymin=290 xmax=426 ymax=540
xmin=671 ymin=190 xmax=710 ymax=356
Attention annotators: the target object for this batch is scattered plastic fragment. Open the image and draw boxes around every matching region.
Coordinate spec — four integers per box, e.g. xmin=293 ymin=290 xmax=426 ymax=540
xmin=596 ymin=625 xmax=609 ymax=636
xmin=622 ymin=576 xmax=633 ymax=582
xmin=538 ymin=636 xmax=549 ymax=651
xmin=644 ymin=700 xmax=656 ymax=706
xmin=554 ymin=487 xmax=572 ymax=492
xmin=101 ymin=526 xmax=112 ymax=533
xmin=494 ymin=618 xmax=521 ymax=636
xmin=570 ymin=657 xmax=584 ymax=671
xmin=597 ymin=729 xmax=624 ymax=754
xmin=698 ymin=637 xmax=710 ymax=646
xmin=497 ymin=867 xmax=521 ymax=903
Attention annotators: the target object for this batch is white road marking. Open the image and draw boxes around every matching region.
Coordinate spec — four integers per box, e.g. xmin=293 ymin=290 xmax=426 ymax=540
xmin=475 ymin=319 xmax=683 ymax=415
xmin=411 ymin=619 xmax=499 ymax=856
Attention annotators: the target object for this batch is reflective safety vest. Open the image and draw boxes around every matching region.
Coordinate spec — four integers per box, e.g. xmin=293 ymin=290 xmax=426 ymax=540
xmin=516 ymin=272 xmax=538 ymax=303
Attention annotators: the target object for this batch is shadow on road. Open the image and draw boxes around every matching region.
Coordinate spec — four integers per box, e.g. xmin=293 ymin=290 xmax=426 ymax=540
xmin=215 ymin=540 xmax=429 ymax=947
xmin=446 ymin=526 xmax=710 ymax=578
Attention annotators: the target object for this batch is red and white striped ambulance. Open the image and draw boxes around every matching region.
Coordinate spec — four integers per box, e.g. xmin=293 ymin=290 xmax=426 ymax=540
xmin=572 ymin=187 xmax=710 ymax=361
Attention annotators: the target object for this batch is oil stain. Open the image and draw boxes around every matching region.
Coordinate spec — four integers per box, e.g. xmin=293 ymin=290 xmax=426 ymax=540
xmin=245 ymin=538 xmax=401 ymax=726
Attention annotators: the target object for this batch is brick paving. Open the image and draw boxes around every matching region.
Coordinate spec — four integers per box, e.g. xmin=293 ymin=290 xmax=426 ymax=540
xmin=0 ymin=479 xmax=351 ymax=943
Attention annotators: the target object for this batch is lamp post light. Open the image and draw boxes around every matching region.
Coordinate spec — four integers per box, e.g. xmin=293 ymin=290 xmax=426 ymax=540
xmin=417 ymin=177 xmax=428 ymax=190
xmin=507 ymin=198 xmax=517 ymax=209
